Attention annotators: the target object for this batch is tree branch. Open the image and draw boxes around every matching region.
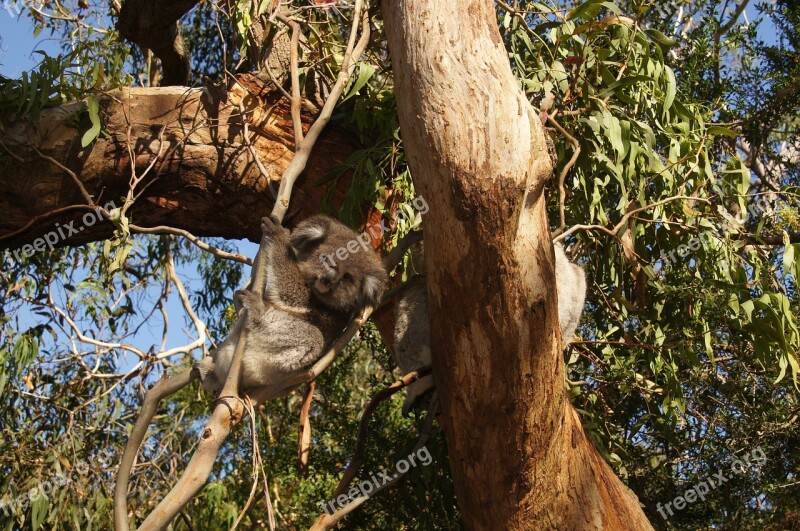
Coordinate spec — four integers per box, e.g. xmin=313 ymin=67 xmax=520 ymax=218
xmin=0 ymin=79 xmax=360 ymax=253
xmin=116 ymin=0 xmax=198 ymax=85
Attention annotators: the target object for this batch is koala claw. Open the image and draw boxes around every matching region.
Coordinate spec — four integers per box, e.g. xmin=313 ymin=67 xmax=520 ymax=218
xmin=234 ymin=289 xmax=264 ymax=311
xmin=260 ymin=216 xmax=283 ymax=238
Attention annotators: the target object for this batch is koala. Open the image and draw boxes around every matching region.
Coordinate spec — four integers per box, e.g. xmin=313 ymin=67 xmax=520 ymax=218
xmin=194 ymin=215 xmax=388 ymax=398
xmin=394 ymin=241 xmax=586 ymax=415
xmin=553 ymin=242 xmax=586 ymax=343
xmin=393 ymin=243 xmax=434 ymax=415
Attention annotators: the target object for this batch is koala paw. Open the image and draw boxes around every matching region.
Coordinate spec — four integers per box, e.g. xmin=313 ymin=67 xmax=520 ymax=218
xmin=234 ymin=289 xmax=265 ymax=312
xmin=260 ymin=215 xmax=284 ymax=238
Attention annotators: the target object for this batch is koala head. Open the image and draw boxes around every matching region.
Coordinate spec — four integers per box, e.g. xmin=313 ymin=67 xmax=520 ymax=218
xmin=291 ymin=215 xmax=388 ymax=312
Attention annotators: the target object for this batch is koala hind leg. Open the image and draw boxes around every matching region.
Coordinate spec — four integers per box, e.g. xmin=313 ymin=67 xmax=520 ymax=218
xmin=394 ymin=282 xmax=435 ymax=415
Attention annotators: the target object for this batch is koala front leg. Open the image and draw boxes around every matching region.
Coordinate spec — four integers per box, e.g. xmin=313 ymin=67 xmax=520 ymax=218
xmin=260 ymin=214 xmax=288 ymax=244
xmin=260 ymin=216 xmax=313 ymax=312
xmin=234 ymin=288 xmax=268 ymax=318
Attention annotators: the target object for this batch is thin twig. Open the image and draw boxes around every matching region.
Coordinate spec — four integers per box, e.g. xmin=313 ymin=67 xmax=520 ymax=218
xmin=310 ymin=392 xmax=439 ymax=531
xmin=554 ymin=196 xmax=708 ymax=242
xmin=0 ymin=204 xmax=104 ymax=242
xmin=331 ymin=368 xmax=432 ymax=500
xmin=713 ymin=0 xmax=750 ymax=41
xmin=547 ymin=114 xmax=581 ymax=233
xmin=32 ymin=146 xmax=98 ymax=208
xmin=129 ymin=224 xmax=251 ymax=264
xmin=276 ymin=12 xmax=305 ymax=147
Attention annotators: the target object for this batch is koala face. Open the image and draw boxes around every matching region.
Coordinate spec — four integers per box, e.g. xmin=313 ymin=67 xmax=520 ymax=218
xmin=291 ymin=215 xmax=387 ymax=312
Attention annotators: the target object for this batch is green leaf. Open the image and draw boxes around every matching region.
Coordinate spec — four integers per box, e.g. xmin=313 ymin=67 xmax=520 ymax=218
xmin=597 ymin=75 xmax=652 ymax=99
xmin=663 ymin=66 xmax=676 ymax=111
xmin=81 ymin=96 xmax=101 ymax=147
xmin=343 ymin=63 xmax=375 ymax=101
xmin=31 ymin=493 xmax=48 ymax=529
xmin=740 ymin=300 xmax=755 ymax=322
xmin=707 ymin=125 xmax=737 ymax=137
xmin=727 ymin=294 xmax=740 ymax=315
xmin=645 ymin=28 xmax=678 ymax=48
xmin=783 ymin=234 xmax=795 ymax=278
xmin=566 ymin=0 xmax=604 ymax=21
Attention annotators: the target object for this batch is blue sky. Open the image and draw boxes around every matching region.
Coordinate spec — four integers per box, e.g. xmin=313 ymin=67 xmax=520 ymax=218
xmin=0 ymin=11 xmax=61 ymax=77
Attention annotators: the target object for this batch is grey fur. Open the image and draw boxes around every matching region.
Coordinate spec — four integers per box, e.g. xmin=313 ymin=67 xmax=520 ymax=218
xmin=394 ymin=241 xmax=586 ymax=414
xmin=554 ymin=242 xmax=587 ymax=344
xmin=194 ymin=215 xmax=387 ymax=398
xmin=393 ymin=242 xmax=433 ymax=415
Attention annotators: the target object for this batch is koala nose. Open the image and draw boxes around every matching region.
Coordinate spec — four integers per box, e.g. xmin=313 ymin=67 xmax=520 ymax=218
xmin=315 ymin=276 xmax=332 ymax=294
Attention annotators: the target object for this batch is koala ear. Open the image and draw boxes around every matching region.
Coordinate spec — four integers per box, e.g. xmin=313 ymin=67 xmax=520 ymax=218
xmin=359 ymin=274 xmax=385 ymax=309
xmin=291 ymin=218 xmax=329 ymax=256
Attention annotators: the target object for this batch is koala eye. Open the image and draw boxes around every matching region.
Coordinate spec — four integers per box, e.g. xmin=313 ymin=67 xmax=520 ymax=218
xmin=342 ymin=272 xmax=353 ymax=282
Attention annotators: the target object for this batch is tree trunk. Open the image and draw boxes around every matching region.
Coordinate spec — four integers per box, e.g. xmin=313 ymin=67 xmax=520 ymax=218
xmin=381 ymin=0 xmax=653 ymax=528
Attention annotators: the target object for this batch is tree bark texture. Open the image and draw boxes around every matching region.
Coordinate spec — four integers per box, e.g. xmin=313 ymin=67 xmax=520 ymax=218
xmin=381 ymin=0 xmax=653 ymax=528
xmin=0 ymin=75 xmax=358 ymax=252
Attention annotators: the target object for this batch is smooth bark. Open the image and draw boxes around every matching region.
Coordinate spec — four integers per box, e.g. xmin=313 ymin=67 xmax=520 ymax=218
xmin=381 ymin=0 xmax=653 ymax=528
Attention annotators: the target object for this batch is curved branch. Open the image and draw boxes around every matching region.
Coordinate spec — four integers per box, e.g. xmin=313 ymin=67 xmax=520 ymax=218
xmin=547 ymin=114 xmax=581 ymax=234
xmin=330 ymin=368 xmax=432 ymax=500
xmin=310 ymin=391 xmax=438 ymax=531
xmin=114 ymin=369 xmax=198 ymax=530
xmin=130 ymin=224 xmax=251 ymax=264
xmin=271 ymin=0 xmax=371 ymax=222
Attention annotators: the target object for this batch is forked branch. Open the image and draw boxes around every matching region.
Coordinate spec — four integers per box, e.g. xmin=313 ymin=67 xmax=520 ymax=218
xmin=113 ymin=2 xmax=372 ymax=528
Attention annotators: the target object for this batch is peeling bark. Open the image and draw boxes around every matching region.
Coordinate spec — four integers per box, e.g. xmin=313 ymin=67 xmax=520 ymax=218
xmin=0 ymin=75 xmax=359 ymax=253
xmin=381 ymin=0 xmax=653 ymax=528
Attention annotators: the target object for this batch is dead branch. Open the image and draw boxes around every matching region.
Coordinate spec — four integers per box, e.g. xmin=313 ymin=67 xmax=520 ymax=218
xmin=331 ymin=368 xmax=431 ymax=500
xmin=0 ymin=80 xmax=359 ymax=253
xmin=309 ymin=390 xmax=438 ymax=531
xmin=297 ymin=380 xmax=316 ymax=477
